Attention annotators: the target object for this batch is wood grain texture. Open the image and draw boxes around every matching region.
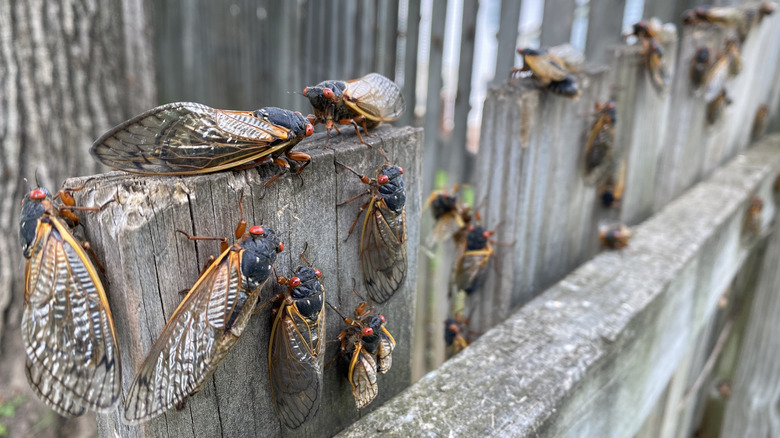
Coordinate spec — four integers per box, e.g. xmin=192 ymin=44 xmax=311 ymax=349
xmin=467 ymin=66 xmax=610 ymax=335
xmin=0 ymin=0 xmax=154 ymax=436
xmin=337 ymin=134 xmax=780 ymax=438
xmin=540 ymin=0 xmax=577 ymax=48
xmin=63 ymin=126 xmax=421 ymax=438
xmin=584 ymin=0 xmax=626 ymax=64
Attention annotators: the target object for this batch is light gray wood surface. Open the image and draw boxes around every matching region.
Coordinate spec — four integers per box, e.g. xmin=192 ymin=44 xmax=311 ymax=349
xmin=65 ymin=127 xmax=421 ymax=438
xmin=337 ymin=134 xmax=780 ymax=438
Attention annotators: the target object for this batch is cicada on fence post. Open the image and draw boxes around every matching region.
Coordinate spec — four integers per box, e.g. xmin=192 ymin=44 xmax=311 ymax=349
xmin=338 ymin=161 xmax=407 ymax=304
xmin=424 ymin=185 xmax=469 ymax=246
xmin=584 ymin=101 xmax=617 ymax=187
xmin=751 ymin=104 xmax=769 ymax=141
xmin=90 ymin=103 xmax=314 ymax=188
xmin=444 ymin=315 xmax=470 ymax=359
xmin=454 ymin=224 xmax=495 ymax=296
xmin=19 ymin=185 xmax=121 ymax=417
xmin=269 ymin=246 xmax=325 ymax=429
xmin=122 ymin=220 xmax=284 ymax=424
xmin=512 ymin=47 xmax=580 ymax=99
xmin=690 ymin=47 xmax=711 ymax=90
xmin=332 ymin=301 xmax=396 ymax=410
xmin=303 ymin=73 xmax=405 ymax=146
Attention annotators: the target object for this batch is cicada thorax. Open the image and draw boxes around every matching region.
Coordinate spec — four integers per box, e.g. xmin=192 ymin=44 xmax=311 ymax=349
xmin=122 ymin=225 xmax=283 ymax=425
xmin=269 ymin=264 xmax=326 ymax=429
xmin=690 ymin=47 xmax=711 ymax=90
xmin=19 ymin=186 xmax=122 ymax=417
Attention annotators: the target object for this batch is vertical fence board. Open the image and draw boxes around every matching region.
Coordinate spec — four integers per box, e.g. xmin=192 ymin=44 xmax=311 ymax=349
xmin=399 ymin=0 xmax=421 ymax=127
xmin=448 ymin=0 xmax=479 ymax=182
xmin=375 ymin=0 xmax=400 ymax=77
xmin=540 ymin=0 xmax=577 ymax=48
xmin=492 ymin=0 xmax=522 ymax=86
xmin=584 ymin=0 xmax=627 ymax=63
xmin=421 ymin=0 xmax=448 ymax=195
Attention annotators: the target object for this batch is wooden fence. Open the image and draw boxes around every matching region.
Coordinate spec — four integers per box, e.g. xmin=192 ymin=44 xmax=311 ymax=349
xmin=70 ymin=128 xmax=421 ymax=438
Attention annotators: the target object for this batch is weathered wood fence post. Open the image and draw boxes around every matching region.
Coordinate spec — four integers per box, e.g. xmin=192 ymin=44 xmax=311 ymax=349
xmin=66 ymin=127 xmax=422 ymax=438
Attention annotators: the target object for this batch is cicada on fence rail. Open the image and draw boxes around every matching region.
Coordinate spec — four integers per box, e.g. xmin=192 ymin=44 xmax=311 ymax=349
xmin=584 ymin=101 xmax=617 ymax=187
xmin=122 ymin=219 xmax=283 ymax=424
xmin=269 ymin=245 xmax=325 ymax=429
xmin=331 ymin=300 xmax=396 ymax=410
xmin=598 ymin=224 xmax=633 ymax=249
xmin=689 ymin=47 xmax=711 ymax=90
xmin=90 ymin=103 xmax=314 ymax=187
xmin=19 ymin=185 xmax=121 ymax=417
xmin=338 ymin=161 xmax=407 ymax=304
xmin=303 ymin=73 xmax=405 ymax=146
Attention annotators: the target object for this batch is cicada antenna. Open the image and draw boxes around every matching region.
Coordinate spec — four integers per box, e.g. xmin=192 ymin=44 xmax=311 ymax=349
xmin=299 ymin=241 xmax=314 ymax=267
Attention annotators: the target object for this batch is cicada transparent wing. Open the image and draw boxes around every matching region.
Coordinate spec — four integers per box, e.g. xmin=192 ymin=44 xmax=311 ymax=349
xmin=521 ymin=49 xmax=570 ymax=83
xmin=90 ymin=102 xmax=297 ymax=175
xmin=269 ymin=266 xmax=325 ymax=429
xmin=455 ymin=246 xmax=493 ymax=295
xmin=360 ymin=199 xmax=407 ymax=304
xmin=348 ymin=345 xmax=378 ymax=410
xmin=584 ymin=103 xmax=616 ymax=186
xmin=22 ymin=214 xmax=122 ymax=416
xmin=123 ymin=226 xmax=281 ymax=424
xmin=343 ymin=73 xmax=405 ymax=123
xmin=375 ymin=327 xmax=396 ymax=373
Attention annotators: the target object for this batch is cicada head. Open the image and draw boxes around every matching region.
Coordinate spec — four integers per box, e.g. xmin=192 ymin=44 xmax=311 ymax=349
xmin=288 ymin=265 xmax=324 ymax=320
xmin=240 ymin=226 xmax=283 ymax=289
xmin=303 ymin=80 xmax=347 ymax=113
xmin=430 ymin=192 xmax=458 ymax=220
xmin=19 ymin=187 xmax=52 ymax=258
xmin=376 ymin=164 xmax=406 ymax=215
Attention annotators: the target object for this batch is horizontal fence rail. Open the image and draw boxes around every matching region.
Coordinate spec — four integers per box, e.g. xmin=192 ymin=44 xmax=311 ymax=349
xmin=337 ymin=134 xmax=780 ymax=437
xmin=66 ymin=127 xmax=422 ymax=438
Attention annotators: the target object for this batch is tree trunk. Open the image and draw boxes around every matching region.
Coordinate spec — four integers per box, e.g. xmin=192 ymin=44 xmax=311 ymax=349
xmin=0 ymin=1 xmax=155 ymax=436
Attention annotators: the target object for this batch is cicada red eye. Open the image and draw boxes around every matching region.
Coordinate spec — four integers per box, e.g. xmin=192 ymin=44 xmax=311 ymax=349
xmin=30 ymin=189 xmax=46 ymax=200
xmin=379 ymin=315 xmax=385 ymax=323
xmin=398 ymin=167 xmax=403 ymax=174
xmin=483 ymin=231 xmax=492 ymax=239
xmin=323 ymin=88 xmax=334 ymax=99
xmin=305 ymin=124 xmax=314 ymax=136
xmin=303 ymin=87 xmax=310 ymax=96
xmin=468 ymin=225 xmax=475 ymax=232
xmin=289 ymin=277 xmax=301 ymax=288
xmin=362 ymin=327 xmax=374 ymax=336
xmin=249 ymin=226 xmax=265 ymax=235
xmin=314 ymin=269 xmax=322 ymax=277
xmin=278 ymin=242 xmax=284 ymax=252
xmin=378 ymin=175 xmax=389 ymax=184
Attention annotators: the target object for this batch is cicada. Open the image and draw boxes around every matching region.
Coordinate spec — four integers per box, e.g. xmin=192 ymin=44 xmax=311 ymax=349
xmin=335 ymin=301 xmax=396 ymax=410
xmin=90 ymin=103 xmax=314 ymax=187
xmin=598 ymin=224 xmax=632 ymax=249
xmin=598 ymin=159 xmax=626 ymax=209
xmin=725 ymin=38 xmax=742 ymax=77
xmin=454 ymin=225 xmax=495 ymax=295
xmin=424 ymin=185 xmax=467 ymax=246
xmin=444 ymin=316 xmax=469 ymax=359
xmin=303 ymin=73 xmax=405 ymax=145
xmin=690 ymin=47 xmax=711 ymax=90
xmin=743 ymin=196 xmax=764 ymax=236
xmin=703 ymin=53 xmax=730 ymax=103
xmin=122 ymin=222 xmax=283 ymax=424
xmin=269 ymin=250 xmax=325 ymax=429
xmin=339 ymin=162 xmax=407 ymax=304
xmin=641 ymin=38 xmax=669 ymax=92
xmin=707 ymin=89 xmax=732 ymax=125
xmin=512 ymin=48 xmax=580 ymax=99
xmin=752 ymin=104 xmax=769 ymax=141
xmin=584 ymin=101 xmax=617 ymax=186
xmin=19 ymin=186 xmax=121 ymax=417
